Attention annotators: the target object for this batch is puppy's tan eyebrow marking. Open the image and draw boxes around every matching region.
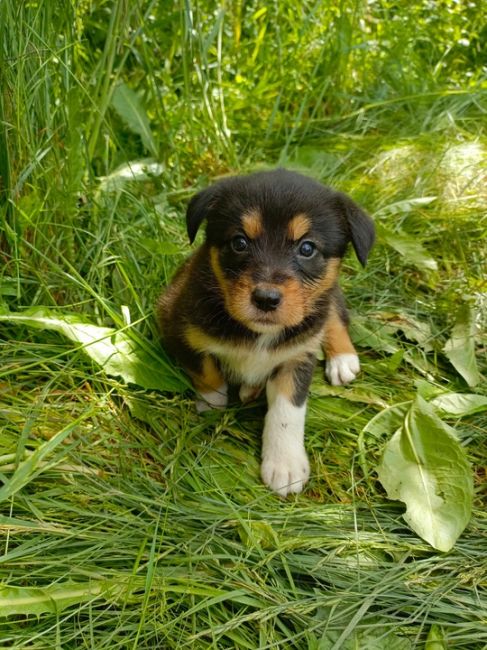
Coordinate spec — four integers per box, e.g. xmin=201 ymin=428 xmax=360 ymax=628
xmin=287 ymin=213 xmax=311 ymax=240
xmin=242 ymin=209 xmax=263 ymax=239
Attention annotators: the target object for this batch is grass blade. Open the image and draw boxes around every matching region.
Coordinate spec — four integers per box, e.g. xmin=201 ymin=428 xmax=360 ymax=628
xmin=0 ymin=408 xmax=95 ymax=502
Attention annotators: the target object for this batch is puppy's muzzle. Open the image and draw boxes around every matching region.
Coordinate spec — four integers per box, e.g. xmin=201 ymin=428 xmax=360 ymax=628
xmin=251 ymin=286 xmax=282 ymax=312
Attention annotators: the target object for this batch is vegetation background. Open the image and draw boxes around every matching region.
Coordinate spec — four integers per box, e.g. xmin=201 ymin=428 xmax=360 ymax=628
xmin=0 ymin=0 xmax=486 ymax=647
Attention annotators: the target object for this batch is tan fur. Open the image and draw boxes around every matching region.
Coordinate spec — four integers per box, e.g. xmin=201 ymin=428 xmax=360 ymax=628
xmin=209 ymin=252 xmax=342 ymax=331
xmin=305 ymin=258 xmax=341 ymax=305
xmin=323 ymin=303 xmax=357 ymax=357
xmin=156 ymin=253 xmax=198 ymax=328
xmin=271 ymin=354 xmax=311 ymax=401
xmin=242 ymin=209 xmax=264 ymax=239
xmin=276 ymin=277 xmax=307 ymax=325
xmin=190 ymin=355 xmax=225 ymax=393
xmin=209 ymin=245 xmax=236 ymax=313
xmin=287 ymin=213 xmax=311 ymax=241
xmin=156 ymin=267 xmax=186 ymax=324
xmin=210 ymin=247 xmax=308 ymax=330
xmin=184 ymin=324 xmax=220 ymax=352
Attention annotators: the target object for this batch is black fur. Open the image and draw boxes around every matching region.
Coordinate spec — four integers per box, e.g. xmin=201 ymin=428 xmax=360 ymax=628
xmin=186 ymin=169 xmax=374 ymax=264
xmin=291 ymin=354 xmax=317 ymax=406
xmin=157 ymin=169 xmax=375 ymax=495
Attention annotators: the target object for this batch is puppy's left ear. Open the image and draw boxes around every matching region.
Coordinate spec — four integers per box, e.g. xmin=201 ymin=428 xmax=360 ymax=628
xmin=339 ymin=193 xmax=375 ymax=267
xmin=186 ymin=184 xmax=221 ymax=244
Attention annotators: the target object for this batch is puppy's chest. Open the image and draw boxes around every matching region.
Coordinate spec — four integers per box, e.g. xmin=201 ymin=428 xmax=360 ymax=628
xmin=206 ymin=333 xmax=321 ymax=385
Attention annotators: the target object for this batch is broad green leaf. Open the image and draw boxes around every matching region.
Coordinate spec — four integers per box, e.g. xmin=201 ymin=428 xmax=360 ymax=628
xmin=349 ymin=317 xmax=399 ymax=354
xmin=359 ymin=402 xmax=410 ymax=482
xmin=311 ymin=383 xmax=388 ymax=408
xmin=378 ymin=224 xmax=438 ymax=271
xmin=98 ymin=159 xmax=164 ymax=193
xmin=443 ymin=303 xmax=482 ymax=387
xmin=363 ymin=402 xmax=410 ymax=439
xmin=140 ymin=238 xmax=182 ymax=255
xmin=0 ymin=308 xmax=186 ymax=393
xmin=111 ymin=82 xmax=157 ymax=156
xmin=371 ymin=312 xmax=433 ymax=351
xmin=431 ymin=392 xmax=487 ymax=417
xmin=351 ymin=316 xmax=441 ymax=377
xmin=425 ymin=624 xmax=447 ymax=650
xmin=374 ymin=196 xmax=437 ymax=217
xmin=414 ymin=379 xmax=444 ymax=400
xmin=377 ymin=396 xmax=473 ymax=552
xmin=0 ymin=581 xmax=122 ymax=617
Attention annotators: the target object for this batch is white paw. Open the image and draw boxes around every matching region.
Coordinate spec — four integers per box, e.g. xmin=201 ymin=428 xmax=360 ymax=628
xmin=195 ymin=384 xmax=228 ymax=412
xmin=261 ymin=445 xmax=310 ymax=497
xmin=326 ymin=353 xmax=360 ymax=386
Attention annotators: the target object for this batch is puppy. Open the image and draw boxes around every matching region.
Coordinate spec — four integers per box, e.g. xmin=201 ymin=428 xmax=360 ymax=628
xmin=157 ymin=169 xmax=374 ymax=497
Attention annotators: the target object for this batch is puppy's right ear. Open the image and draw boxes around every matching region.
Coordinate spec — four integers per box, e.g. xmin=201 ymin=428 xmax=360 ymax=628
xmin=338 ymin=193 xmax=375 ymax=267
xmin=186 ymin=185 xmax=220 ymax=244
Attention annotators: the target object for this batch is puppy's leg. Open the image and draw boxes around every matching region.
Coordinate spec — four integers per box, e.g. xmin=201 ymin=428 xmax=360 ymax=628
xmin=323 ymin=292 xmax=360 ymax=386
xmin=239 ymin=383 xmax=264 ymax=404
xmin=190 ymin=355 xmax=228 ymax=412
xmin=260 ymin=356 xmax=315 ymax=497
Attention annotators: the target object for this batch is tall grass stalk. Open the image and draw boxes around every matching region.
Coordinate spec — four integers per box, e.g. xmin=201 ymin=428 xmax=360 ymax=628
xmin=0 ymin=0 xmax=486 ymax=647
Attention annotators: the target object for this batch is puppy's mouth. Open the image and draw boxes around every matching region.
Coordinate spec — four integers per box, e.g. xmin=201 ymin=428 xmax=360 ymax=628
xmin=247 ymin=311 xmax=283 ymax=333
xmin=238 ymin=285 xmax=306 ymax=332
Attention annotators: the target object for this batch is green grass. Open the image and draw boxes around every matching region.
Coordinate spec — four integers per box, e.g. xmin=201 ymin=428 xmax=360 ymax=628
xmin=1 ymin=0 xmax=486 ymax=647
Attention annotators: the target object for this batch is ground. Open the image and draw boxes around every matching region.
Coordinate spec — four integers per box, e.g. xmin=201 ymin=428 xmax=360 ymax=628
xmin=0 ymin=1 xmax=486 ymax=647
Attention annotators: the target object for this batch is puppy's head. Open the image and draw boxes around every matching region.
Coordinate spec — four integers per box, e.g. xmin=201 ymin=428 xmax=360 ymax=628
xmin=187 ymin=169 xmax=374 ymax=333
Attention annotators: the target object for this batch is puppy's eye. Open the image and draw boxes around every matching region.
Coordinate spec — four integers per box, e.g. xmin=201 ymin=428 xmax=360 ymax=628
xmin=298 ymin=240 xmax=316 ymax=258
xmin=231 ymin=235 xmax=249 ymax=253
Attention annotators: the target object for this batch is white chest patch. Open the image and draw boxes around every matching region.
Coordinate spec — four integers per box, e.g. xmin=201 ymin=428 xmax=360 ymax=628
xmin=205 ymin=332 xmax=322 ymax=385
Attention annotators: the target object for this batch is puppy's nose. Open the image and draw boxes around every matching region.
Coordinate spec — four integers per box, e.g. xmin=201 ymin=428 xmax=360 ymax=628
xmin=251 ymin=287 xmax=282 ymax=312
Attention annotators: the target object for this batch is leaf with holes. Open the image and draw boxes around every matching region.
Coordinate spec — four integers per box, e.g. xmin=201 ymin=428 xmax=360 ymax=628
xmin=377 ymin=396 xmax=473 ymax=552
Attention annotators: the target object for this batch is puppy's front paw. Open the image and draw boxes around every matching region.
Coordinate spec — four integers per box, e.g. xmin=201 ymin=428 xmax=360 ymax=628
xmin=261 ymin=445 xmax=310 ymax=497
xmin=326 ymin=353 xmax=360 ymax=386
xmin=195 ymin=384 xmax=228 ymax=412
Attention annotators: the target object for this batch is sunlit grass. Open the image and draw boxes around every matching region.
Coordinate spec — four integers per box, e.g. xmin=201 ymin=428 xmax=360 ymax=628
xmin=1 ymin=0 xmax=486 ymax=647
